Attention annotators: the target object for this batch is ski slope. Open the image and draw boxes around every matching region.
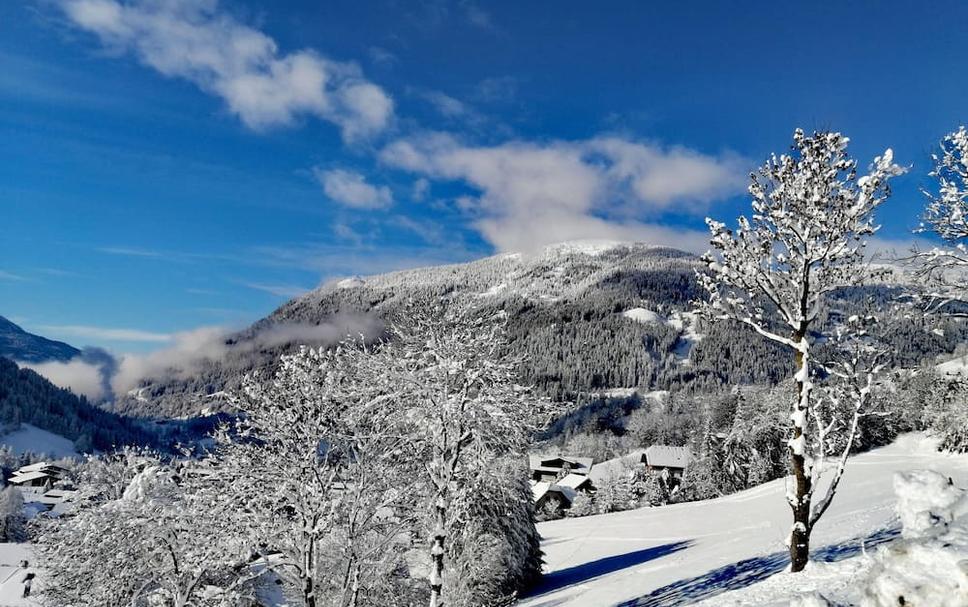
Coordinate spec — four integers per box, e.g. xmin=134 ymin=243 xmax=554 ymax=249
xmin=518 ymin=434 xmax=968 ymax=607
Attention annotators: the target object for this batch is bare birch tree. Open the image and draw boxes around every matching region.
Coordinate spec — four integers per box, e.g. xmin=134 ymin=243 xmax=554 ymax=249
xmin=697 ymin=128 xmax=902 ymax=571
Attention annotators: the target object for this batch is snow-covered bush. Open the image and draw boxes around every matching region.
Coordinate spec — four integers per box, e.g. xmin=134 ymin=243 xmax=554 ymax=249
xmin=0 ymin=486 xmax=25 ymax=542
xmin=912 ymin=125 xmax=968 ymax=314
xmin=566 ymin=492 xmax=596 ymax=517
xmin=36 ymin=451 xmax=260 ymax=607
xmin=920 ymin=374 xmax=968 ymax=453
xmin=861 ymin=470 xmax=968 ymax=606
xmin=446 ymin=458 xmax=543 ymax=606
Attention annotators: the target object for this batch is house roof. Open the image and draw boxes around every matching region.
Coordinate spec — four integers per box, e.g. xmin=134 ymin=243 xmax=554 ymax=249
xmin=528 ymin=454 xmax=594 ymax=475
xmin=8 ymin=471 xmax=54 ymax=484
xmin=556 ymin=473 xmax=592 ymax=490
xmin=18 ymin=462 xmax=66 ymax=474
xmin=530 ymin=478 xmax=584 ymax=505
xmin=588 ymin=446 xmax=692 ymax=484
xmin=644 ymin=445 xmax=692 ymax=469
xmin=588 ymin=449 xmax=648 ymax=484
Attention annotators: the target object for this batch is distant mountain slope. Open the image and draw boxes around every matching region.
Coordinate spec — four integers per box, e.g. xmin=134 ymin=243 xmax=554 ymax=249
xmin=114 ymin=242 xmax=708 ymax=416
xmin=0 ymin=316 xmax=80 ymax=363
xmin=0 ymin=357 xmax=151 ymax=452
xmin=110 ymin=240 xmax=968 ymax=419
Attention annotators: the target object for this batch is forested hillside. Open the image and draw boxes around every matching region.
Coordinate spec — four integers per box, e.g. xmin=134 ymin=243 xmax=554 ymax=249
xmin=0 ymin=357 xmax=152 ymax=452
xmin=109 ymin=241 xmax=968 ymax=420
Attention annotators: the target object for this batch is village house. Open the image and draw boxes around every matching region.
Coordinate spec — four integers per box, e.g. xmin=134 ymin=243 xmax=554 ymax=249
xmin=589 ymin=445 xmax=692 ymax=487
xmin=7 ymin=462 xmax=76 ymax=515
xmin=531 ymin=473 xmax=594 ymax=512
xmin=7 ymin=462 xmax=68 ymax=490
xmin=528 ymin=454 xmax=594 ymax=482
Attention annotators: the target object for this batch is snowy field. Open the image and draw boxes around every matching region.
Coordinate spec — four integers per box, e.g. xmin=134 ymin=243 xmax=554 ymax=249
xmin=0 ymin=425 xmax=78 ymax=459
xmin=518 ymin=434 xmax=968 ymax=607
xmin=0 ymin=543 xmax=36 ymax=606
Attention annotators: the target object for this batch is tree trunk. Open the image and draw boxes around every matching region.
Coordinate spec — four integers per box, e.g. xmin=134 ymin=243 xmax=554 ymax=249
xmin=349 ymin=565 xmax=361 ymax=607
xmin=304 ymin=538 xmax=317 ymax=607
xmin=789 ymin=341 xmax=812 ymax=572
xmin=428 ymin=494 xmax=447 ymax=607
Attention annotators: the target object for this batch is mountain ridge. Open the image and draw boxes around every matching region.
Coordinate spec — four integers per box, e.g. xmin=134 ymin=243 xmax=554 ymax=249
xmin=0 ymin=316 xmax=80 ymax=363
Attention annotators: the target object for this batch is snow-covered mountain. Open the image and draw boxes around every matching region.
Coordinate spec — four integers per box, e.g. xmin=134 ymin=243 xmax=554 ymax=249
xmin=110 ymin=240 xmax=968 ymax=421
xmin=112 ymin=241 xmax=709 ymax=417
xmin=0 ymin=316 xmax=79 ymax=363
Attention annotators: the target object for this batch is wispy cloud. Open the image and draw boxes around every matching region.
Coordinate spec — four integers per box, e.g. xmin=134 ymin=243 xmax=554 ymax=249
xmin=37 ymin=324 xmax=172 ymax=343
xmin=97 ymin=246 xmax=169 ymax=259
xmin=314 ymin=168 xmax=394 ymax=209
xmin=241 ymin=282 xmax=312 ymax=298
xmin=57 ymin=0 xmax=394 ymax=140
xmin=0 ymin=270 xmax=26 ymax=281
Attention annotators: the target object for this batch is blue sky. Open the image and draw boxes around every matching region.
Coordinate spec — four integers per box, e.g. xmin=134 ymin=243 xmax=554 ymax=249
xmin=2 ymin=0 xmax=968 ymax=355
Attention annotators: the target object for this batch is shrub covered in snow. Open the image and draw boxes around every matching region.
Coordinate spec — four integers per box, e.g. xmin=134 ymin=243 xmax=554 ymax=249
xmin=861 ymin=470 xmax=968 ymax=606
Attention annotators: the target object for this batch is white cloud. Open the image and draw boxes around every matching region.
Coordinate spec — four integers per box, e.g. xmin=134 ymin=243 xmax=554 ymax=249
xmin=38 ymin=324 xmax=172 ymax=343
xmin=420 ymin=90 xmax=468 ymax=118
xmin=242 ymin=282 xmax=311 ymax=298
xmin=109 ymin=315 xmax=381 ymax=393
xmin=20 ymin=359 xmax=107 ymax=401
xmin=0 ymin=270 xmax=25 ymax=281
xmin=315 ymin=168 xmax=393 ymax=209
xmin=58 ymin=0 xmax=393 ymax=140
xmin=111 ymin=326 xmax=230 ymax=394
xmin=412 ymin=177 xmax=430 ymax=201
xmin=379 ymin=133 xmax=746 ymax=252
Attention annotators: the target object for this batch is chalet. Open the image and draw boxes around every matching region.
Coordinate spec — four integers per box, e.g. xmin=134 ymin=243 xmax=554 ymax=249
xmin=7 ymin=462 xmax=68 ymax=490
xmin=531 ymin=473 xmax=593 ymax=511
xmin=529 ymin=454 xmax=594 ymax=482
xmin=589 ymin=445 xmax=692 ymax=487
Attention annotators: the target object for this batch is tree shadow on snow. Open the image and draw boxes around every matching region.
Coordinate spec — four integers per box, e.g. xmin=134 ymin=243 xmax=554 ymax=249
xmin=524 ymin=540 xmax=693 ymax=601
xmin=617 ymin=526 xmax=900 ymax=607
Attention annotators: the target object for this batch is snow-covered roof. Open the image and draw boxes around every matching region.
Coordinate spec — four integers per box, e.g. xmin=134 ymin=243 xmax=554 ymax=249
xmin=529 ymin=454 xmax=594 ymax=474
xmin=8 ymin=471 xmax=54 ymax=485
xmin=531 ymin=481 xmax=551 ymax=503
xmin=644 ymin=445 xmax=692 ymax=469
xmin=556 ymin=473 xmax=591 ymax=490
xmin=588 ymin=446 xmax=691 ymax=484
xmin=588 ymin=449 xmax=648 ymax=484
xmin=17 ymin=462 xmax=66 ymax=474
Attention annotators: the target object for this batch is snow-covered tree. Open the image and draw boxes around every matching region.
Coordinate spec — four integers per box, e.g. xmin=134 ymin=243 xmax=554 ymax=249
xmin=383 ymin=304 xmax=553 ymax=607
xmin=0 ymin=486 xmax=25 ymax=542
xmin=807 ymin=314 xmax=889 ymax=529
xmin=211 ymin=342 xmax=418 ymax=607
xmin=37 ymin=450 xmax=258 ymax=607
xmin=913 ymin=126 xmax=968 ymax=314
xmin=697 ymin=129 xmax=903 ymax=571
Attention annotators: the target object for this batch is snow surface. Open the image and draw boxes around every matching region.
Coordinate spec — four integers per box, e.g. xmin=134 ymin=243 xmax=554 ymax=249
xmin=517 ymin=434 xmax=968 ymax=607
xmin=0 ymin=424 xmax=78 ymax=459
xmin=336 ymin=276 xmax=365 ymax=289
xmin=936 ymin=354 xmax=968 ymax=376
xmin=668 ymin=312 xmax=703 ymax=364
xmin=0 ymin=543 xmax=36 ymax=606
xmin=622 ymin=308 xmax=664 ymax=324
xmin=541 ymin=240 xmax=630 ymax=257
